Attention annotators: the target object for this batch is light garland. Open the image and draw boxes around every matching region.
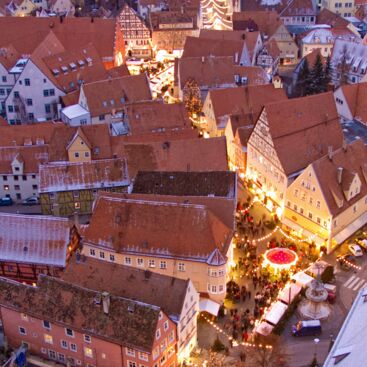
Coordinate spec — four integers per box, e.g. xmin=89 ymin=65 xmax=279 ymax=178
xmin=337 ymin=257 xmax=361 ymax=270
xmin=201 ymin=315 xmax=273 ymax=349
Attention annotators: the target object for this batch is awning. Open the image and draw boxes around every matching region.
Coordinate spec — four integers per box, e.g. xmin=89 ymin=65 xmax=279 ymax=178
xmin=282 ymin=217 xmax=326 ymax=244
xmin=277 ymin=283 xmax=302 ymax=305
xmin=264 ymin=301 xmax=287 ymax=326
xmin=333 ymin=211 xmax=367 ymax=244
xmin=255 ymin=321 xmax=274 ymax=336
xmin=199 ymin=298 xmax=220 ymax=316
xmin=292 ymin=271 xmax=314 ymax=288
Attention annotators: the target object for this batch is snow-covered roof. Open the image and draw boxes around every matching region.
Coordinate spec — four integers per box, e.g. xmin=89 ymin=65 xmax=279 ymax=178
xmin=0 ymin=213 xmax=70 ymax=266
xmin=39 ymin=158 xmax=130 ymax=193
xmin=9 ymin=58 xmax=28 ymax=74
xmin=302 ymin=28 xmax=334 ymax=44
xmin=61 ymin=104 xmax=89 ymax=119
xmin=324 ymin=287 xmax=367 ymax=366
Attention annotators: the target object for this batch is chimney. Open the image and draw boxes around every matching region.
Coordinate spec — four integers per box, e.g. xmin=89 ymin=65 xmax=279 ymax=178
xmin=102 ymin=292 xmax=110 ymax=315
xmin=201 ymin=56 xmax=205 ymax=63
xmin=328 ymin=146 xmax=333 ymax=160
xmin=337 ymin=167 xmax=343 ymax=184
xmin=234 ymin=52 xmax=239 ymax=64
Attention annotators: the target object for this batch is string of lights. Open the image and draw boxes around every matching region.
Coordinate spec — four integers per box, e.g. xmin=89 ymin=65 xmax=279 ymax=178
xmin=201 ymin=315 xmax=273 ymax=349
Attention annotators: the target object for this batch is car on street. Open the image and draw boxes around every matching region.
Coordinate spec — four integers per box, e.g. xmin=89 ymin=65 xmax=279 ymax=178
xmin=348 ymin=244 xmax=363 ymax=257
xmin=22 ymin=196 xmax=39 ymax=206
xmin=292 ymin=320 xmax=322 ymax=337
xmin=0 ymin=197 xmax=13 ymax=206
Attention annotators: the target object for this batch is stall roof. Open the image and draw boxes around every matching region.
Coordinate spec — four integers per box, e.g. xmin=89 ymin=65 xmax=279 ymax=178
xmin=278 ymin=283 xmax=302 ymax=305
xmin=292 ymin=271 xmax=314 ymax=287
xmin=255 ymin=321 xmax=274 ymax=336
xmin=264 ymin=301 xmax=287 ymax=326
xmin=199 ymin=298 xmax=220 ymax=316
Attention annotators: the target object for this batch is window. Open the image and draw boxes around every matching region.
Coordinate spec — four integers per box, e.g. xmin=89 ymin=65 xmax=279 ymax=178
xmin=308 ymin=212 xmax=313 ymax=219
xmin=2 ymin=76 xmax=6 ymax=82
xmin=139 ymin=352 xmax=149 ymax=361
xmin=43 ymin=320 xmax=51 ymax=329
xmin=61 ymin=340 xmax=68 ymax=349
xmin=160 ymin=339 xmax=167 ymax=352
xmin=84 ymin=151 xmax=90 ymax=157
xmin=74 ymin=202 xmax=80 ymax=210
xmin=25 ymin=78 xmax=30 ymax=86
xmin=45 ymin=104 xmax=51 ymax=113
xmin=123 ymin=257 xmax=131 ymax=265
xmin=0 ymin=89 xmax=4 ymax=95
xmin=293 ymin=204 xmax=297 ymax=211
xmin=58 ymin=353 xmax=65 ymax=363
xmin=300 ymin=208 xmax=304 ymax=215
xmin=84 ymin=334 xmax=91 ymax=343
xmin=178 ymin=262 xmax=185 ymax=272
xmin=153 ymin=348 xmax=159 ymax=360
xmin=32 ymin=184 xmax=38 ymax=190
xmin=49 ymin=89 xmax=55 ymax=96
xmin=309 ymin=197 xmax=313 ymax=205
xmin=109 ymin=254 xmax=115 ymax=262
xmin=73 ymin=191 xmax=79 ymax=198
xmin=8 ymin=105 xmax=13 ymax=113
xmin=99 ymin=252 xmax=105 ymax=259
xmin=148 ymin=259 xmax=155 ymax=268
xmin=160 ymin=261 xmax=167 ymax=269
xmin=316 ymin=201 xmax=321 ymax=209
xmin=70 ymin=343 xmax=77 ymax=352
xmin=84 ymin=347 xmax=93 ymax=358
xmin=126 ymin=348 xmax=135 ymax=357
xmin=26 ymin=98 xmax=32 ymax=106
xmin=44 ymin=334 xmax=53 ymax=344
xmin=19 ymin=327 xmax=26 ymax=335
xmin=211 ymin=285 xmax=217 ymax=293
xmin=156 ymin=329 xmax=161 ymax=339
xmin=128 ymin=362 xmax=137 ymax=367
xmin=48 ymin=350 xmax=56 ymax=360
xmin=219 ymin=284 xmax=224 ymax=293
xmin=21 ymin=313 xmax=28 ymax=321
xmin=28 ymin=113 xmax=34 ymax=121
xmin=135 ymin=258 xmax=144 ymax=267
xmin=80 ymin=119 xmax=88 ymax=125
xmin=74 ymin=152 xmax=79 ymax=158
xmin=22 ymin=175 xmax=27 ymax=181
xmin=90 ymin=248 xmax=96 ymax=256
xmin=164 ymin=320 xmax=169 ymax=331
xmin=32 ymin=174 xmax=36 ymax=179
xmin=99 ymin=115 xmax=105 ymax=121
xmin=3 ymin=185 xmax=9 ymax=190
xmin=43 ymin=89 xmax=49 ymax=97
xmin=294 ymin=189 xmax=298 ymax=197
xmin=65 ymin=328 xmax=74 ymax=337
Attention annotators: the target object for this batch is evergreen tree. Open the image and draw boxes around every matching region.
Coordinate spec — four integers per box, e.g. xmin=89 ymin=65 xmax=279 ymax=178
xmin=323 ymin=55 xmax=333 ymax=90
xmin=339 ymin=44 xmax=350 ymax=86
xmin=309 ymin=53 xmax=325 ymax=95
xmin=296 ymin=58 xmax=311 ymax=96
xmin=309 ymin=355 xmax=318 ymax=367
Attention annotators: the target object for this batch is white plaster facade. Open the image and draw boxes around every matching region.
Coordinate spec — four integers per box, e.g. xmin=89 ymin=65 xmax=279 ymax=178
xmin=5 ymin=59 xmax=64 ymax=124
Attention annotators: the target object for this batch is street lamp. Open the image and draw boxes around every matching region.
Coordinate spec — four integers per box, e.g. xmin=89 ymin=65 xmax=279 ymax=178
xmin=314 ymin=338 xmax=320 ymax=366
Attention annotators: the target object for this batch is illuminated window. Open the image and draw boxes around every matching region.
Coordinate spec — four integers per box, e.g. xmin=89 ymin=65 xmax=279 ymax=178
xmin=44 ymin=334 xmax=53 ymax=344
xmin=84 ymin=347 xmax=93 ymax=358
xmin=148 ymin=259 xmax=155 ymax=268
xmin=160 ymin=261 xmax=166 ymax=269
xmin=21 ymin=313 xmax=28 ymax=321
xmin=74 ymin=202 xmax=80 ymax=209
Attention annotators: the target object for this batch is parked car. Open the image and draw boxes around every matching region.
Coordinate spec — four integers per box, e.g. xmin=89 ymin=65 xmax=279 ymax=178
xmin=292 ymin=320 xmax=322 ymax=337
xmin=324 ymin=283 xmax=337 ymax=303
xmin=0 ymin=197 xmax=13 ymax=206
xmin=348 ymin=244 xmax=363 ymax=257
xmin=22 ymin=196 xmax=39 ymax=206
xmin=356 ymin=239 xmax=367 ymax=252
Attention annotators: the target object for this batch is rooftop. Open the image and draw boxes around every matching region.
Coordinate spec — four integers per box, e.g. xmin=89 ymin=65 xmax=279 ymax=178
xmin=62 ymin=255 xmax=189 ymax=320
xmin=83 ymin=192 xmax=233 ymax=263
xmin=324 ymin=288 xmax=367 ymax=366
xmin=0 ymin=213 xmax=71 ymax=266
xmin=132 ymin=171 xmax=236 ymax=198
xmin=0 ymin=275 xmax=160 ymax=351
xmin=39 ymin=158 xmax=129 ymax=193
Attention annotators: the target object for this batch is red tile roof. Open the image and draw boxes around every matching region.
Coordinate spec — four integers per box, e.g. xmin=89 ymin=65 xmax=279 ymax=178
xmin=83 ymin=192 xmax=233 ymax=263
xmin=312 ymin=139 xmax=367 ymax=216
xmin=62 ymin=256 xmax=189 ymax=319
xmin=0 ymin=275 xmax=161 ymax=351
xmin=340 ymin=82 xmax=367 ymax=124
xmin=262 ymin=92 xmax=344 ymax=175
